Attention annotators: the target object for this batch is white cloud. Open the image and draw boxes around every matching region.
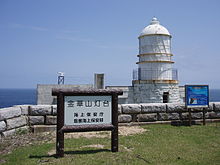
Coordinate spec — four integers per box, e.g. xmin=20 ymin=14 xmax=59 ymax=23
xmin=56 ymin=36 xmax=93 ymax=42
xmin=9 ymin=23 xmax=48 ymax=31
xmin=56 ymin=35 xmax=135 ymax=52
xmin=61 ymin=30 xmax=79 ymax=34
xmin=29 ymin=26 xmax=48 ymax=31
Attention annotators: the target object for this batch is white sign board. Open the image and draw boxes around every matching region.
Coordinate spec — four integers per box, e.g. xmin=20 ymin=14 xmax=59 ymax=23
xmin=64 ymin=96 xmax=112 ymax=125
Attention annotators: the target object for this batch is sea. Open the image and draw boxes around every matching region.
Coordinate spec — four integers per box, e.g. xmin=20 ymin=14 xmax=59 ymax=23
xmin=0 ymin=89 xmax=36 ymax=108
xmin=0 ymin=88 xmax=220 ymax=109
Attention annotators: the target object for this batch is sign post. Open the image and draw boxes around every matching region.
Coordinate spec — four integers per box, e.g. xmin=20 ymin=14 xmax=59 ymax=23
xmin=185 ymin=85 xmax=209 ymax=126
xmin=52 ymin=89 xmax=123 ymax=157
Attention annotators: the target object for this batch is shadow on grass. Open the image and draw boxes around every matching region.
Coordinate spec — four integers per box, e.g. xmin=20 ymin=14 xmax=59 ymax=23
xmin=65 ymin=149 xmax=110 ymax=155
xmin=29 ymin=149 xmax=110 ymax=159
xmin=171 ymin=120 xmax=201 ymax=126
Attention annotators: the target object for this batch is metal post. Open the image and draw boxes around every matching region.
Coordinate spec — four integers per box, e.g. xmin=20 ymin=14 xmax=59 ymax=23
xmin=188 ymin=108 xmax=192 ymax=126
xmin=111 ymin=94 xmax=118 ymax=152
xmin=138 ymin=68 xmax=141 ymax=80
xmin=56 ymin=93 xmax=64 ymax=157
xmin=203 ymin=108 xmax=206 ymax=125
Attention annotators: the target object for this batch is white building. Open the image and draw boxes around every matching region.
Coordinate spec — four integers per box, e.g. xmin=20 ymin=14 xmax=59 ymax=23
xmin=106 ymin=18 xmax=181 ymax=103
xmin=126 ymin=17 xmax=180 ymax=103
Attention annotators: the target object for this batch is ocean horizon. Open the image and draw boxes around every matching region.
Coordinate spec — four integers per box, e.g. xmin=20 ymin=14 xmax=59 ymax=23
xmin=0 ymin=88 xmax=36 ymax=108
xmin=0 ymin=88 xmax=220 ymax=108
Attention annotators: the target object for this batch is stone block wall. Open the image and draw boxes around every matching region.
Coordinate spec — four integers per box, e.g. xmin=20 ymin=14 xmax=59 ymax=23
xmin=0 ymin=106 xmax=29 ymax=137
xmin=118 ymin=102 xmax=220 ymax=123
xmin=0 ymin=103 xmax=220 ymax=138
xmin=0 ymin=105 xmax=58 ymax=138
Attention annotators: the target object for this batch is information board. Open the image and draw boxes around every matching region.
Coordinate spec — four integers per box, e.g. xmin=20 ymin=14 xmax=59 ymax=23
xmin=185 ymin=85 xmax=209 ymax=107
xmin=64 ymin=96 xmax=112 ymax=125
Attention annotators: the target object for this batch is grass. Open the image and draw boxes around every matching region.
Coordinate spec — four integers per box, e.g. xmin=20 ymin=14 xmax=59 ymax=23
xmin=1 ymin=123 xmax=220 ymax=165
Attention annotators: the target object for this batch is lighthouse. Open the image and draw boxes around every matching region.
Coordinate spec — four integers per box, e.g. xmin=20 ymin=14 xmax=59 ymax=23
xmin=130 ymin=17 xmax=180 ymax=103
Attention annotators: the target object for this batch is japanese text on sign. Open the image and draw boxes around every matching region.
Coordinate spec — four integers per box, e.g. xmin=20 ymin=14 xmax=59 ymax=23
xmin=64 ymin=96 xmax=112 ymax=125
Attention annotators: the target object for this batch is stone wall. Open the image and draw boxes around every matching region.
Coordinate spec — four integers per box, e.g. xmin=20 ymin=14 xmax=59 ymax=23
xmin=0 ymin=105 xmax=58 ymax=138
xmin=118 ymin=103 xmax=220 ymax=124
xmin=1 ymin=103 xmax=220 ymax=138
xmin=0 ymin=106 xmax=29 ymax=137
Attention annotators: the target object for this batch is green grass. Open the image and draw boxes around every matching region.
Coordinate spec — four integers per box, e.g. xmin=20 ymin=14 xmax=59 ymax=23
xmin=1 ymin=123 xmax=220 ymax=165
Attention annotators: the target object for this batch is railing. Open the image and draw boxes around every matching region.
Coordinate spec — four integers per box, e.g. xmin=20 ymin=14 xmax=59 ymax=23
xmin=133 ymin=68 xmax=178 ymax=81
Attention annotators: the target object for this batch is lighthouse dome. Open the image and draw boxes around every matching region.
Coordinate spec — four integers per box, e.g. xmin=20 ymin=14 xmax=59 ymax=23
xmin=139 ymin=17 xmax=171 ymax=37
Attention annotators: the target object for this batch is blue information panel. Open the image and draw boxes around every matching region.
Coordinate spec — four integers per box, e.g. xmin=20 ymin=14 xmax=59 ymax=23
xmin=185 ymin=85 xmax=209 ymax=107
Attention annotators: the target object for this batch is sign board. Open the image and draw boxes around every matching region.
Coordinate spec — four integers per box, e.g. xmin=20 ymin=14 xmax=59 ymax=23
xmin=185 ymin=85 xmax=209 ymax=108
xmin=64 ymin=96 xmax=112 ymax=125
xmin=52 ymin=89 xmax=123 ymax=157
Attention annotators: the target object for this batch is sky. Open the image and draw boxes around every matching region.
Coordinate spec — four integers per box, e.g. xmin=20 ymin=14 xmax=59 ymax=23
xmin=0 ymin=0 xmax=220 ymax=89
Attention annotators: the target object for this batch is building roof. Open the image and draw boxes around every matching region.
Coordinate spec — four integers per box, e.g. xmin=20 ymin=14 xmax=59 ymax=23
xmin=139 ymin=17 xmax=171 ymax=37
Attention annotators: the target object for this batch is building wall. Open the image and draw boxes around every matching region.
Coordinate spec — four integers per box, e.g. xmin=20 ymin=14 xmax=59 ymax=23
xmin=139 ymin=35 xmax=171 ymax=54
xmin=129 ymin=83 xmax=180 ymax=103
xmin=106 ymin=84 xmax=181 ymax=104
xmin=105 ymin=86 xmax=131 ymax=104
xmin=37 ymin=84 xmax=93 ymax=105
xmin=179 ymin=86 xmax=186 ymax=103
xmin=138 ymin=34 xmax=173 ymax=81
xmin=139 ymin=54 xmax=172 ymax=62
xmin=137 ymin=63 xmax=173 ymax=80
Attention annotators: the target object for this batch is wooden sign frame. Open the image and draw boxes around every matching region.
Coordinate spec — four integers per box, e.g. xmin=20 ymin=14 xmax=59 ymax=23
xmin=52 ymin=89 xmax=123 ymax=157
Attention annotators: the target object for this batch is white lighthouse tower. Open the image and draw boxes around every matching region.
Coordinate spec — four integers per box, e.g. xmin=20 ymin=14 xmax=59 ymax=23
xmin=131 ymin=17 xmax=180 ymax=103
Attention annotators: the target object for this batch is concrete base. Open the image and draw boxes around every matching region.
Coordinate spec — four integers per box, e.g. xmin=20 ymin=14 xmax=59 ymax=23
xmin=129 ymin=82 xmax=180 ymax=103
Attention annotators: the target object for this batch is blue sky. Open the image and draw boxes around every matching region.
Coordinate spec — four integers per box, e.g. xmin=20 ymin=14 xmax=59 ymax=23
xmin=0 ymin=0 xmax=220 ymax=89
